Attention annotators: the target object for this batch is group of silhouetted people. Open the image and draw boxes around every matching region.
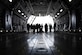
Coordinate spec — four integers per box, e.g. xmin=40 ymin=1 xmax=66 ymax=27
xmin=27 ymin=23 xmax=56 ymax=33
xmin=44 ymin=23 xmax=56 ymax=32
xmin=27 ymin=24 xmax=43 ymax=33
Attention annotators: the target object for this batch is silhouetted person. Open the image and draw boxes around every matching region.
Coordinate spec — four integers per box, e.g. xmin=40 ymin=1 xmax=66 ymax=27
xmin=27 ymin=24 xmax=30 ymax=33
xmin=30 ymin=24 xmax=32 ymax=29
xmin=49 ymin=24 xmax=52 ymax=32
xmin=54 ymin=23 xmax=56 ymax=32
xmin=45 ymin=24 xmax=48 ymax=32
xmin=40 ymin=25 xmax=43 ymax=32
xmin=33 ymin=25 xmax=35 ymax=33
xmin=36 ymin=24 xmax=39 ymax=33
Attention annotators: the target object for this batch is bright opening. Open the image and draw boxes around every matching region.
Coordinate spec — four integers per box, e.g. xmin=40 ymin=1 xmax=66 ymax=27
xmin=27 ymin=15 xmax=35 ymax=24
xmin=27 ymin=15 xmax=54 ymax=31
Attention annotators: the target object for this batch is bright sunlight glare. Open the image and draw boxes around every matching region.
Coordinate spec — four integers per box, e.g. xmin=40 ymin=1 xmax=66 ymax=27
xmin=27 ymin=15 xmax=54 ymax=26
xmin=27 ymin=15 xmax=54 ymax=32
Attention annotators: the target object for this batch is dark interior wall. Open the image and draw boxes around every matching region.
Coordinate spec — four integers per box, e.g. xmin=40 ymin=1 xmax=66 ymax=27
xmin=12 ymin=12 xmax=27 ymax=31
xmin=0 ymin=0 xmax=14 ymax=30
xmin=0 ymin=3 xmax=6 ymax=30
xmin=76 ymin=9 xmax=81 ymax=29
xmin=12 ymin=14 xmax=21 ymax=31
xmin=80 ymin=13 xmax=82 ymax=29
xmin=79 ymin=11 xmax=82 ymax=29
xmin=73 ymin=1 xmax=82 ymax=29
xmin=58 ymin=13 xmax=69 ymax=30
xmin=56 ymin=8 xmax=69 ymax=30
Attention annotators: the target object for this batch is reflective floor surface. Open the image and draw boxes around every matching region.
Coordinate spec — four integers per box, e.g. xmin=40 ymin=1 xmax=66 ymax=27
xmin=0 ymin=32 xmax=82 ymax=55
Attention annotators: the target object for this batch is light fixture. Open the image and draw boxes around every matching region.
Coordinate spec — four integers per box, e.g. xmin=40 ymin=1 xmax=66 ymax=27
xmin=26 ymin=17 xmax=28 ymax=19
xmin=69 ymin=30 xmax=71 ymax=32
xmin=6 ymin=30 xmax=8 ymax=32
xmin=60 ymin=9 xmax=63 ymax=12
xmin=21 ymin=13 xmax=24 ymax=15
xmin=79 ymin=37 xmax=81 ymax=40
xmin=18 ymin=10 xmax=21 ymax=13
xmin=55 ymin=15 xmax=57 ymax=17
xmin=0 ymin=30 xmax=3 ymax=32
xmin=24 ymin=15 xmax=26 ymax=17
xmin=79 ymin=29 xmax=81 ymax=32
xmin=14 ymin=30 xmax=15 ymax=32
xmin=74 ymin=30 xmax=75 ymax=32
xmin=9 ymin=0 xmax=12 ymax=2
xmin=57 ymin=13 xmax=60 ymax=15
xmin=69 ymin=0 xmax=72 ymax=2
xmin=40 ymin=2 xmax=43 ymax=4
xmin=10 ymin=30 xmax=12 ymax=32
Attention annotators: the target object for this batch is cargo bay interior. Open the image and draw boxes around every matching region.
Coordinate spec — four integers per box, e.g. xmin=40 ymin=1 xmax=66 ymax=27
xmin=0 ymin=0 xmax=82 ymax=55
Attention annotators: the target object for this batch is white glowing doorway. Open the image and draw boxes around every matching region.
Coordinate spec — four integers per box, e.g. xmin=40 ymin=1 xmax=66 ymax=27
xmin=27 ymin=15 xmax=54 ymax=32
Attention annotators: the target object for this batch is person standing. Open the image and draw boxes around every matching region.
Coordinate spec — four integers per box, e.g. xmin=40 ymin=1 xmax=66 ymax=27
xmin=54 ymin=23 xmax=56 ymax=32
xmin=45 ymin=24 xmax=48 ymax=32
xmin=49 ymin=24 xmax=52 ymax=32
xmin=27 ymin=24 xmax=30 ymax=33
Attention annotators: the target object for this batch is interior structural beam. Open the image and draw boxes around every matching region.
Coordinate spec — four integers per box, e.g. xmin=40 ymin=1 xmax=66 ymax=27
xmin=28 ymin=0 xmax=34 ymax=14
xmin=46 ymin=0 xmax=52 ymax=15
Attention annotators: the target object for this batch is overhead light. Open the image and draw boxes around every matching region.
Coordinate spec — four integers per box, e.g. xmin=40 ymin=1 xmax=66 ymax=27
xmin=79 ymin=29 xmax=81 ymax=32
xmin=55 ymin=15 xmax=57 ymax=17
xmin=6 ymin=30 xmax=8 ymax=32
xmin=26 ymin=17 xmax=28 ymax=19
xmin=69 ymin=0 xmax=72 ymax=2
xmin=0 ymin=30 xmax=3 ymax=32
xmin=74 ymin=30 xmax=75 ymax=32
xmin=40 ymin=2 xmax=43 ymax=4
xmin=57 ymin=13 xmax=60 ymax=15
xmin=9 ymin=0 xmax=12 ymax=2
xmin=21 ymin=13 xmax=24 ymax=15
xmin=60 ymin=9 xmax=63 ymax=12
xmin=24 ymin=15 xmax=26 ymax=17
xmin=18 ymin=10 xmax=21 ymax=13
